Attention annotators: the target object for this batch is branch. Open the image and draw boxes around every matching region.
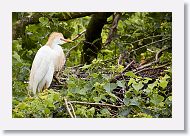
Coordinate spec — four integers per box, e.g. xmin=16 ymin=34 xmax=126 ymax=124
xmin=123 ymin=34 xmax=171 ymax=45
xmin=129 ymin=37 xmax=172 ymax=53
xmin=70 ymin=101 xmax=122 ymax=108
xmin=65 ymin=30 xmax=86 ymax=58
xmin=13 ymin=12 xmax=94 ymax=39
xmin=111 ymin=60 xmax=135 ymax=82
xmin=121 ymin=60 xmax=135 ymax=74
xmin=66 ymin=41 xmax=81 ymax=58
xmin=135 ymin=47 xmax=171 ymax=71
xmin=68 ymin=102 xmax=76 ymax=118
xmin=135 ymin=63 xmax=171 ymax=74
xmin=64 ymin=97 xmax=74 ymax=118
xmin=71 ymin=30 xmax=86 ymax=41
xmin=104 ymin=13 xmax=122 ymax=46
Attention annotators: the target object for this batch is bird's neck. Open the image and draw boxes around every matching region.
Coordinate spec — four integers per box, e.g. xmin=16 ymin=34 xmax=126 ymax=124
xmin=51 ymin=43 xmax=60 ymax=49
xmin=46 ymin=40 xmax=60 ymax=49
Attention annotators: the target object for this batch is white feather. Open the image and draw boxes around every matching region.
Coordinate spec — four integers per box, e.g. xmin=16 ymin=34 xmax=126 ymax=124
xmin=29 ymin=46 xmax=56 ymax=94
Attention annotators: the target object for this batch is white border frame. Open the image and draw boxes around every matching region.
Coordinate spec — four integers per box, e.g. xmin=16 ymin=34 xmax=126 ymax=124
xmin=0 ymin=0 xmax=184 ymax=130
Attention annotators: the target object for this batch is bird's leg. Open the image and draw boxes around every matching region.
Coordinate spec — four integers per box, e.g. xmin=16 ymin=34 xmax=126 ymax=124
xmin=27 ymin=90 xmax=33 ymax=98
xmin=54 ymin=71 xmax=64 ymax=84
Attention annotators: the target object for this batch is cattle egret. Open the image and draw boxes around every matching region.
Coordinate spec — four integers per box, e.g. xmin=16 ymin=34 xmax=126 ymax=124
xmin=28 ymin=32 xmax=73 ymax=95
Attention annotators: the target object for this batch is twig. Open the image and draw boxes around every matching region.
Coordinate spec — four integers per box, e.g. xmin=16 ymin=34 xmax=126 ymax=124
xmin=67 ymin=64 xmax=83 ymax=69
xmin=123 ymin=34 xmax=170 ymax=45
xmin=71 ymin=30 xmax=86 ymax=41
xmin=135 ymin=63 xmax=170 ymax=74
xmin=66 ymin=41 xmax=81 ymax=58
xmin=70 ymin=101 xmax=122 ymax=108
xmin=118 ymin=54 xmax=123 ymax=66
xmin=64 ymin=97 xmax=74 ymax=118
xmin=65 ymin=30 xmax=86 ymax=58
xmin=129 ymin=37 xmax=171 ymax=53
xmin=68 ymin=102 xmax=76 ymax=118
xmin=111 ymin=60 xmax=135 ymax=82
xmin=135 ymin=47 xmax=170 ymax=71
xmin=121 ymin=60 xmax=135 ymax=74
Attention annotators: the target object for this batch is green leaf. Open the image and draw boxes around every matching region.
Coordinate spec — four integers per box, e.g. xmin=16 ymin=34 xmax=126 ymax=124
xmin=123 ymin=98 xmax=130 ymax=105
xmin=128 ymin=78 xmax=136 ymax=86
xmin=125 ymin=71 xmax=137 ymax=78
xmin=91 ymin=73 xmax=99 ymax=78
xmin=103 ymin=83 xmax=117 ymax=92
xmin=163 ymin=74 xmax=170 ymax=79
xmin=39 ymin=17 xmax=49 ymax=26
xmin=119 ymin=107 xmax=132 ymax=117
xmin=93 ymin=97 xmax=101 ymax=102
xmin=53 ymin=94 xmax=60 ymax=101
xmin=148 ymin=81 xmax=158 ymax=90
xmin=159 ymin=79 xmax=168 ymax=89
xmin=130 ymin=98 xmax=139 ymax=106
xmin=143 ymin=77 xmax=152 ymax=83
xmin=44 ymin=108 xmax=50 ymax=115
xmin=102 ymin=74 xmax=110 ymax=80
xmin=117 ymin=80 xmax=126 ymax=88
xmin=100 ymin=108 xmax=110 ymax=116
xmin=87 ymin=107 xmax=95 ymax=117
xmin=168 ymin=96 xmax=172 ymax=101
xmin=125 ymin=91 xmax=132 ymax=98
xmin=81 ymin=64 xmax=91 ymax=70
xmin=101 ymin=49 xmax=113 ymax=54
xmin=132 ymin=82 xmax=143 ymax=91
xmin=143 ymin=88 xmax=151 ymax=94
xmin=13 ymin=51 xmax=22 ymax=62
xmin=18 ymin=102 xmax=27 ymax=110
xmin=79 ymin=88 xmax=87 ymax=95
xmin=150 ymin=94 xmax=164 ymax=105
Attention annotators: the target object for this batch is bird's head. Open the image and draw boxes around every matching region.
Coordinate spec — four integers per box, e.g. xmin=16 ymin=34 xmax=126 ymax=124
xmin=46 ymin=32 xmax=73 ymax=47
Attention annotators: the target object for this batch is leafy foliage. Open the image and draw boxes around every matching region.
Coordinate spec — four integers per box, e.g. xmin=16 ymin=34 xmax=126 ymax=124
xmin=12 ymin=12 xmax=172 ymax=118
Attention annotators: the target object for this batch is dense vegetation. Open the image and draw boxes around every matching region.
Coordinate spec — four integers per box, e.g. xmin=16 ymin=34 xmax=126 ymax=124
xmin=12 ymin=12 xmax=172 ymax=118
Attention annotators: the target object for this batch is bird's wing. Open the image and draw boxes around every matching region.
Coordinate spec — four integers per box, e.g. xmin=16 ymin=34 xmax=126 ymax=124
xmin=29 ymin=46 xmax=55 ymax=94
xmin=54 ymin=46 xmax=66 ymax=71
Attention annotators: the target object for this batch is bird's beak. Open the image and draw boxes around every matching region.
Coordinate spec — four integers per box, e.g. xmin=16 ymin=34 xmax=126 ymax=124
xmin=61 ymin=38 xmax=73 ymax=43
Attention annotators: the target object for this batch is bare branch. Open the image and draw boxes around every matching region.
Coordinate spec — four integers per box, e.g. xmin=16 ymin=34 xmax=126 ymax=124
xmin=66 ymin=42 xmax=81 ymax=58
xmin=135 ymin=63 xmax=170 ymax=74
xmin=121 ymin=60 xmax=135 ymax=74
xmin=135 ymin=47 xmax=171 ymax=71
xmin=71 ymin=30 xmax=86 ymax=41
xmin=129 ymin=37 xmax=171 ymax=53
xmin=104 ymin=13 xmax=122 ymax=46
xmin=65 ymin=30 xmax=86 ymax=58
xmin=111 ymin=60 xmax=135 ymax=82
xmin=68 ymin=102 xmax=76 ymax=118
xmin=64 ymin=97 xmax=74 ymax=118
xmin=123 ymin=34 xmax=171 ymax=45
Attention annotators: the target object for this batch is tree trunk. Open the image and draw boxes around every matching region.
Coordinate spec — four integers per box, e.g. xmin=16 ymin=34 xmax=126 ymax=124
xmin=81 ymin=12 xmax=113 ymax=64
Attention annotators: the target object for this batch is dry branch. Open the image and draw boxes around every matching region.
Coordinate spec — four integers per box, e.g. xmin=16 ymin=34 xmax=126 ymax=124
xmin=134 ymin=63 xmax=170 ymax=74
xmin=64 ymin=97 xmax=74 ymax=118
xmin=129 ymin=37 xmax=171 ymax=53
xmin=111 ymin=60 xmax=135 ymax=82
xmin=135 ymin=47 xmax=171 ymax=71
xmin=68 ymin=102 xmax=76 ymax=118
xmin=104 ymin=13 xmax=122 ymax=46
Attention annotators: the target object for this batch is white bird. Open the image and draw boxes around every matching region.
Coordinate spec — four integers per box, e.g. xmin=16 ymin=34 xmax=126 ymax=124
xmin=28 ymin=32 xmax=73 ymax=95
